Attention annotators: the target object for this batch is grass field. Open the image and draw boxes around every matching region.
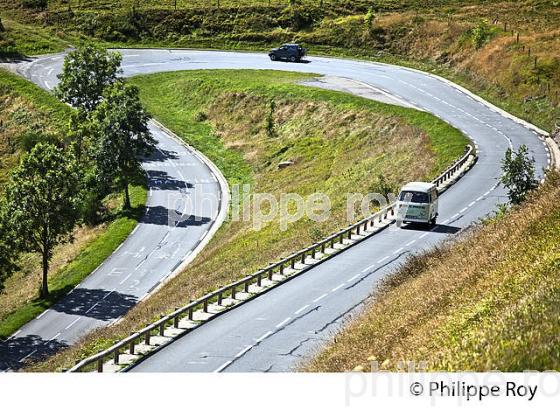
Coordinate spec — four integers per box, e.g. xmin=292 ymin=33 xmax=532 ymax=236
xmin=305 ymin=172 xmax=560 ymax=372
xmin=0 ymin=68 xmax=148 ymax=340
xmin=27 ymin=69 xmax=467 ymax=371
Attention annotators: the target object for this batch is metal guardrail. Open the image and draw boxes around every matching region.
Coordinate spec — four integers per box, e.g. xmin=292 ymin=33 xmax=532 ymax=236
xmin=68 ymin=144 xmax=474 ymax=372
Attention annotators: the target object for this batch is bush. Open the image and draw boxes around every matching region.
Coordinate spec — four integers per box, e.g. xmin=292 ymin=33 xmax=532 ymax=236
xmin=21 ymin=0 xmax=47 ymax=10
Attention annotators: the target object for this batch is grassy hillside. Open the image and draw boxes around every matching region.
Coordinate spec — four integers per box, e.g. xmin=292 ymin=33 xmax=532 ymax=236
xmin=1 ymin=1 xmax=558 ymax=132
xmin=0 ymin=69 xmax=147 ymax=339
xmin=305 ymin=172 xmax=560 ymax=372
xmin=27 ymin=69 xmax=467 ymax=371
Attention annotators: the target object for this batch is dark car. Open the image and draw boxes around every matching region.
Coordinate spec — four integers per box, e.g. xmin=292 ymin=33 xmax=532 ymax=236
xmin=268 ymin=44 xmax=306 ymax=62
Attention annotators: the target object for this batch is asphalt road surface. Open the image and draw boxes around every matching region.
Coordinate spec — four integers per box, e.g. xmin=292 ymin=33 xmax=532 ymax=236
xmin=2 ymin=50 xmax=550 ymax=372
xmin=0 ymin=59 xmax=225 ymax=371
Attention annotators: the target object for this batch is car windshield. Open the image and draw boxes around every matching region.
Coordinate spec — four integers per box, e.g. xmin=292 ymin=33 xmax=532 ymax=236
xmin=399 ymin=190 xmax=430 ymax=203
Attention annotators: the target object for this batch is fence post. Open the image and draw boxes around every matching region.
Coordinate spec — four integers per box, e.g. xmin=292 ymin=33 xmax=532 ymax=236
xmin=97 ymin=358 xmax=103 ymax=373
xmin=129 ymin=338 xmax=135 ymax=355
xmin=218 ymin=292 xmax=223 ymax=305
xmin=257 ymin=272 xmax=262 ymax=287
xmin=114 ymin=349 xmax=119 ymax=365
xmin=188 ymin=307 xmax=193 ymax=321
xmin=301 ymin=251 xmax=306 ymax=264
xmin=268 ymin=266 xmax=273 ymax=280
xmin=159 ymin=316 xmax=165 ymax=336
xmin=231 ymin=285 xmax=237 ymax=299
xmin=203 ymin=299 xmax=209 ymax=313
xmin=244 ymin=279 xmax=250 ymax=293
xmin=145 ymin=330 xmax=151 ymax=345
xmin=173 ymin=312 xmax=180 ymax=328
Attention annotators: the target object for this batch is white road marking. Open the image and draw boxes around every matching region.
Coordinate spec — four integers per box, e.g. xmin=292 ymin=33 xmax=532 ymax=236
xmin=460 ymin=207 xmax=468 ymax=213
xmin=36 ymin=309 xmax=49 ymax=320
xmin=235 ymin=345 xmax=253 ymax=358
xmin=377 ymin=256 xmax=389 ymax=263
xmin=361 ymin=263 xmax=376 ymax=273
xmin=294 ymin=304 xmax=310 ymax=315
xmin=65 ymin=317 xmax=81 ymax=330
xmin=451 ymin=213 xmax=459 ymax=219
xmin=85 ymin=302 xmax=99 ymax=314
xmin=420 ymin=233 xmax=429 ymax=239
xmin=347 ymin=274 xmax=360 ymax=282
xmin=213 ymin=360 xmax=232 ymax=373
xmin=468 ymin=201 xmax=476 ymax=207
xmin=103 ymin=289 xmax=116 ymax=299
xmin=200 ymin=230 xmax=208 ymax=241
xmin=44 ymin=80 xmax=51 ymax=89
xmin=256 ymin=330 xmax=273 ymax=343
xmin=119 ymin=272 xmax=132 ymax=284
xmin=405 ymin=239 xmax=416 ymax=247
xmin=19 ymin=350 xmax=37 ymax=363
xmin=275 ymin=317 xmax=291 ymax=328
xmin=313 ymin=293 xmax=328 ymax=303
xmin=47 ymin=332 xmax=61 ymax=342
xmin=331 ymin=283 xmax=345 ymax=293
xmin=7 ymin=330 xmax=21 ymax=340
xmin=392 ymin=247 xmax=404 ymax=255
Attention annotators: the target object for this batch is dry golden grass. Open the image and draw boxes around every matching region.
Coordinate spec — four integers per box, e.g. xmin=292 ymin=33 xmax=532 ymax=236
xmin=0 ymin=224 xmax=106 ymax=320
xmin=305 ymin=173 xmax=560 ymax=372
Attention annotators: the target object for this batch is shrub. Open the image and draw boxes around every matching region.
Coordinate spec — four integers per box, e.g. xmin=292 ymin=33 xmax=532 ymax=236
xmin=21 ymin=0 xmax=47 ymax=10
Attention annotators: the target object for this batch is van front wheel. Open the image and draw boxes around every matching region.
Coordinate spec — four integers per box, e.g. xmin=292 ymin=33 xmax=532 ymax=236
xmin=429 ymin=217 xmax=437 ymax=227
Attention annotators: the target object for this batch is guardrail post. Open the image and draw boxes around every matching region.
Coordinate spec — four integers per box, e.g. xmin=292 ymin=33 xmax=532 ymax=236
xmin=279 ymin=263 xmax=284 ymax=275
xmin=257 ymin=272 xmax=262 ymax=287
xmin=301 ymin=251 xmax=306 ymax=264
xmin=339 ymin=233 xmax=344 ymax=244
xmin=356 ymin=224 xmax=360 ymax=235
xmin=114 ymin=349 xmax=120 ymax=365
xmin=173 ymin=312 xmax=180 ymax=328
xmin=390 ymin=207 xmax=395 ymax=217
xmin=347 ymin=227 xmax=352 ymax=239
xmin=218 ymin=292 xmax=223 ymax=305
xmin=188 ymin=306 xmax=193 ymax=321
xmin=290 ymin=257 xmax=295 ymax=269
xmin=129 ymin=338 xmax=135 ymax=354
xmin=145 ymin=330 xmax=151 ymax=345
xmin=159 ymin=316 xmax=165 ymax=336
xmin=231 ymin=286 xmax=237 ymax=299
xmin=203 ymin=299 xmax=209 ymax=313
xmin=311 ymin=246 xmax=316 ymax=259
xmin=244 ymin=279 xmax=250 ymax=293
xmin=321 ymin=242 xmax=325 ymax=253
xmin=268 ymin=266 xmax=273 ymax=280
xmin=330 ymin=237 xmax=335 ymax=247
xmin=97 ymin=358 xmax=103 ymax=373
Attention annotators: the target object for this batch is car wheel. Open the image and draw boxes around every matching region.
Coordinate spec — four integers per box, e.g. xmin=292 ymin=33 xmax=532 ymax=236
xmin=290 ymin=55 xmax=296 ymax=63
xmin=270 ymin=54 xmax=277 ymax=61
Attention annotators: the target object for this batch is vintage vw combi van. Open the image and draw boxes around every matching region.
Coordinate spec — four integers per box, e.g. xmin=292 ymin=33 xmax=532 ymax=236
xmin=396 ymin=182 xmax=438 ymax=227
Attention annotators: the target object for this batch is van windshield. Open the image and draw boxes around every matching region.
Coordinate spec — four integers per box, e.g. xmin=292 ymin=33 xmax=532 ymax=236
xmin=399 ymin=190 xmax=429 ymax=203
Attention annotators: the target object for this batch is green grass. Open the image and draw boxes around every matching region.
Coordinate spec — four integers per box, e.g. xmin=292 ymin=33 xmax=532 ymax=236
xmin=0 ymin=184 xmax=147 ymax=340
xmin=0 ymin=17 xmax=71 ymax=58
xmin=28 ymin=69 xmax=468 ymax=371
xmin=130 ymin=69 xmax=468 ymax=183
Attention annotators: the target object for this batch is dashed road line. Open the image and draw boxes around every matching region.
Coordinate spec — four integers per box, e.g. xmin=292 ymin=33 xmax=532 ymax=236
xmin=213 ymin=360 xmax=232 ymax=373
xmin=378 ymin=256 xmax=389 ymax=263
xmin=65 ymin=317 xmax=81 ymax=330
xmin=405 ymin=239 xmax=416 ymax=247
xmin=47 ymin=332 xmax=61 ymax=342
xmin=347 ymin=274 xmax=360 ymax=282
xmin=313 ymin=293 xmax=328 ymax=303
xmin=294 ymin=304 xmax=310 ymax=315
xmin=392 ymin=247 xmax=404 ymax=255
xmin=256 ymin=330 xmax=273 ymax=343
xmin=275 ymin=317 xmax=291 ymax=328
xmin=331 ymin=284 xmax=345 ymax=293
xmin=19 ymin=350 xmax=37 ymax=363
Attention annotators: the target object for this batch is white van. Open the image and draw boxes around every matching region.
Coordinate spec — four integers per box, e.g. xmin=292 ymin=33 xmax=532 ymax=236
xmin=396 ymin=182 xmax=438 ymax=227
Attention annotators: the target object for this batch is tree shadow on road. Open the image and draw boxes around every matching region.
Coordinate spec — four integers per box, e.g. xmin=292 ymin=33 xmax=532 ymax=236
xmin=143 ymin=205 xmax=212 ymax=227
xmin=400 ymin=223 xmax=461 ymax=234
xmin=50 ymin=287 xmax=138 ymax=321
xmin=146 ymin=170 xmax=193 ymax=191
xmin=0 ymin=334 xmax=68 ymax=371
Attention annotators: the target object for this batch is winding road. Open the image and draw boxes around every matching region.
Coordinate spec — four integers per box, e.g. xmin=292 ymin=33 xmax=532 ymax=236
xmin=0 ymin=49 xmax=551 ymax=372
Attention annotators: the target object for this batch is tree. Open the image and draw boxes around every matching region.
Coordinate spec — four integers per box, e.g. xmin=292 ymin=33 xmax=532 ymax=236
xmin=55 ymin=42 xmax=122 ymax=113
xmin=4 ymin=142 xmax=80 ymax=298
xmin=91 ymin=81 xmax=155 ymax=209
xmin=501 ymin=144 xmax=539 ymax=205
xmin=0 ymin=205 xmax=19 ymax=292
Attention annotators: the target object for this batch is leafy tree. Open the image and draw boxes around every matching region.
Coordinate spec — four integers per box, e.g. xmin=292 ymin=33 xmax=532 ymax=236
xmin=91 ymin=81 xmax=155 ymax=209
xmin=0 ymin=205 xmax=19 ymax=292
xmin=501 ymin=144 xmax=539 ymax=205
xmin=55 ymin=42 xmax=122 ymax=113
xmin=4 ymin=142 xmax=80 ymax=298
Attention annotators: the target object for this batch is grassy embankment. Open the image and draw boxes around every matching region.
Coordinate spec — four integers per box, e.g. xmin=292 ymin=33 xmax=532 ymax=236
xmin=306 ymin=172 xmax=560 ymax=372
xmin=2 ymin=0 xmax=558 ymax=131
xmin=28 ymin=69 xmax=467 ymax=371
xmin=0 ymin=68 xmax=147 ymax=339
